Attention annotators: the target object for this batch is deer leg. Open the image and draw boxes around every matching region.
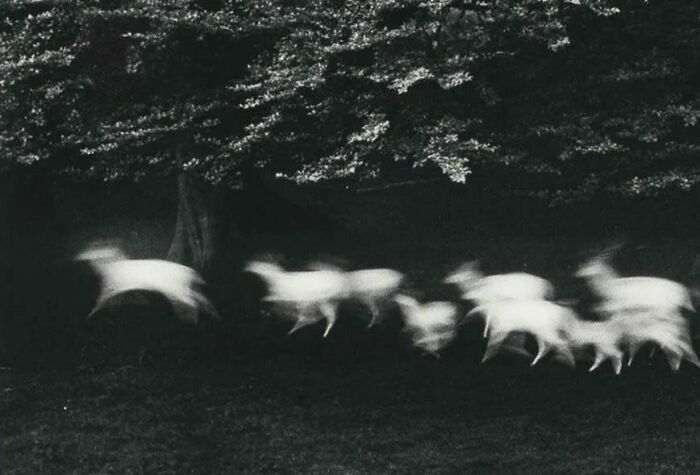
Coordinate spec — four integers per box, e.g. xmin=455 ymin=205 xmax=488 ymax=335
xmin=287 ymin=319 xmax=305 ymax=335
xmin=674 ymin=340 xmax=700 ymax=368
xmin=670 ymin=355 xmax=682 ymax=372
xmin=552 ymin=345 xmax=576 ymax=368
xmin=426 ymin=339 xmax=442 ymax=358
xmin=682 ymin=348 xmax=700 ymax=368
xmin=288 ymin=304 xmax=314 ymax=335
xmin=609 ymin=351 xmax=623 ymax=375
xmin=627 ymin=341 xmax=643 ymax=367
xmin=416 ymin=334 xmax=442 ymax=357
xmin=86 ymin=291 xmax=118 ymax=319
xmin=423 ymin=344 xmax=441 ymax=359
xmin=648 ymin=346 xmax=657 ymax=360
xmin=319 ymin=301 xmax=338 ymax=338
xmin=661 ymin=346 xmax=683 ymax=371
xmin=482 ymin=332 xmax=508 ymax=363
xmin=193 ymin=291 xmax=220 ymax=320
xmin=171 ymin=298 xmax=199 ymax=324
xmin=482 ymin=314 xmax=491 ymax=338
xmin=288 ymin=317 xmax=314 ymax=335
xmin=589 ymin=349 xmax=607 ymax=372
xmin=86 ymin=302 xmax=105 ymax=320
xmin=531 ymin=336 xmax=550 ymax=366
xmin=366 ymin=299 xmax=381 ymax=329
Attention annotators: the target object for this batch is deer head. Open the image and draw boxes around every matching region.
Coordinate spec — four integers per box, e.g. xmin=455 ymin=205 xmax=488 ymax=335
xmin=443 ymin=260 xmax=483 ymax=286
xmin=243 ymin=260 xmax=283 ymax=277
xmin=75 ymin=243 xmax=127 ymax=263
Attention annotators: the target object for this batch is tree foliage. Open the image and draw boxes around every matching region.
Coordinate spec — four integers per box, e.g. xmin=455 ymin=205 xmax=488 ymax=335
xmin=2 ymin=0 xmax=699 ymax=201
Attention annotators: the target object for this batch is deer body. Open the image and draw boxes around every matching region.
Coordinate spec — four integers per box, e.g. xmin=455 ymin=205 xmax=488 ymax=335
xmin=395 ymin=295 xmax=459 ymax=356
xmin=77 ymin=246 xmax=218 ymax=324
xmin=346 ymin=268 xmax=404 ymax=327
xmin=567 ymin=319 xmax=625 ymax=374
xmin=445 ymin=262 xmax=555 ymax=302
xmin=460 ymin=274 xmax=555 ymax=303
xmin=576 ymin=255 xmax=694 ymax=313
xmin=466 ymin=300 xmax=576 ymax=367
xmin=445 ymin=262 xmax=555 ymax=342
xmin=244 ymin=261 xmax=348 ymax=337
xmin=621 ymin=314 xmax=700 ymax=370
xmin=575 ymin=251 xmax=700 ymax=370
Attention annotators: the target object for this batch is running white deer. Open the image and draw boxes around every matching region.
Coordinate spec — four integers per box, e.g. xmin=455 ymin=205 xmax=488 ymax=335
xmin=444 ymin=260 xmax=556 ymax=337
xmin=445 ymin=260 xmax=557 ymax=358
xmin=76 ymin=244 xmax=219 ymax=324
xmin=345 ymin=268 xmax=404 ymax=328
xmin=566 ymin=318 xmax=625 ymax=374
xmin=244 ymin=260 xmax=348 ymax=337
xmin=394 ymin=294 xmax=459 ymax=357
xmin=576 ymin=249 xmax=694 ymax=318
xmin=576 ymin=247 xmax=696 ymax=365
xmin=621 ymin=312 xmax=700 ymax=371
xmin=465 ymin=300 xmax=576 ymax=367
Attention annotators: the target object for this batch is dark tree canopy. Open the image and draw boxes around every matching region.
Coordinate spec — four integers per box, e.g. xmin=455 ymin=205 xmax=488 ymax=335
xmin=2 ymin=0 xmax=699 ymax=202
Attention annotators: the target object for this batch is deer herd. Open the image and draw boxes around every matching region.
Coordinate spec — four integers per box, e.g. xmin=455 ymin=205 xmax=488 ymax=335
xmin=77 ymin=243 xmax=700 ymax=374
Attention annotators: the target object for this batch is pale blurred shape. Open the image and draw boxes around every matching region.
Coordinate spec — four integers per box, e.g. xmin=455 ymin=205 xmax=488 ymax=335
xmin=244 ymin=260 xmax=347 ymax=337
xmin=395 ymin=294 xmax=459 ymax=356
xmin=76 ymin=243 xmax=218 ymax=324
xmin=467 ymin=300 xmax=576 ymax=367
xmin=345 ymin=268 xmax=404 ymax=327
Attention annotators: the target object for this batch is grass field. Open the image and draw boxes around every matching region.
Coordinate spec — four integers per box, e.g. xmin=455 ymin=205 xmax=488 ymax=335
xmin=5 ymin=348 xmax=700 ymax=473
xmin=3 ymin=190 xmax=700 ymax=473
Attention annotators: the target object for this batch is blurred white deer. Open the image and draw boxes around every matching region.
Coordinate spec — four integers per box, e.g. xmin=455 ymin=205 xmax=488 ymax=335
xmin=621 ymin=313 xmax=700 ymax=371
xmin=576 ymin=246 xmax=697 ymax=367
xmin=345 ymin=268 xmax=404 ymax=327
xmin=445 ymin=260 xmax=557 ymax=358
xmin=465 ymin=300 xmax=576 ymax=367
xmin=76 ymin=244 xmax=219 ymax=324
xmin=444 ymin=260 xmax=556 ymax=337
xmin=576 ymin=247 xmax=694 ymax=317
xmin=394 ymin=294 xmax=459 ymax=357
xmin=445 ymin=260 xmax=555 ymax=302
xmin=244 ymin=260 xmax=348 ymax=337
xmin=567 ymin=318 xmax=625 ymax=374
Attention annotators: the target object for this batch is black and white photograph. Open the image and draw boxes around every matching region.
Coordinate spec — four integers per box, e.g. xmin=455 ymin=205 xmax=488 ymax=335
xmin=2 ymin=0 xmax=700 ymax=472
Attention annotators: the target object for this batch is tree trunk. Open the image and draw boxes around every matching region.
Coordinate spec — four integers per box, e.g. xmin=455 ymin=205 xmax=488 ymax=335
xmin=167 ymin=167 xmax=217 ymax=272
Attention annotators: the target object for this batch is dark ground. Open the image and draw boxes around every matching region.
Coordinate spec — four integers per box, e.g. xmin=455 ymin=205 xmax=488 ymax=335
xmin=3 ymin=181 xmax=700 ymax=473
xmin=4 ymin=344 xmax=700 ymax=473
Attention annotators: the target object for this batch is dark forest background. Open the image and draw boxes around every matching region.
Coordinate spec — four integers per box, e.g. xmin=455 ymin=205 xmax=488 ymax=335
xmin=2 ymin=0 xmax=700 ymax=362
